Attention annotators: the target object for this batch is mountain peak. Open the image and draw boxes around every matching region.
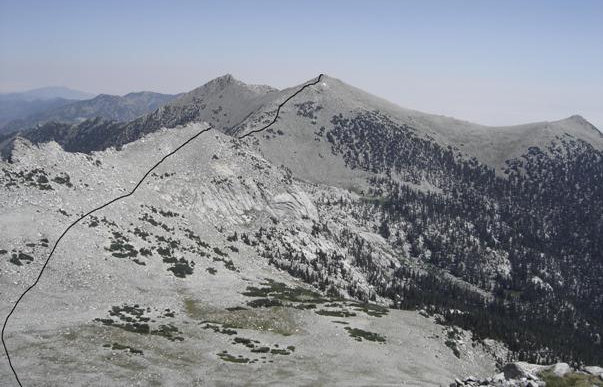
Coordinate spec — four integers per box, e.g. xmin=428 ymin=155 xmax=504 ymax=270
xmin=217 ymin=73 xmax=235 ymax=82
xmin=557 ymin=114 xmax=602 ymax=136
xmin=178 ymin=75 xmax=277 ymax=104
xmin=563 ymin=114 xmax=594 ymax=126
xmin=206 ymin=73 xmax=242 ymax=87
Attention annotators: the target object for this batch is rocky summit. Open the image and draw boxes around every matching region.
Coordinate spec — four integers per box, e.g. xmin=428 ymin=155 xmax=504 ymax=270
xmin=1 ymin=74 xmax=601 ymax=385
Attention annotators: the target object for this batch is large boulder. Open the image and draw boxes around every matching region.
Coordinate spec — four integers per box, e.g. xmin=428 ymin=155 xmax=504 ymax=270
xmin=492 ymin=372 xmax=505 ymax=383
xmin=583 ymin=365 xmax=603 ymax=377
xmin=503 ymin=362 xmax=547 ymax=379
xmin=550 ymin=362 xmax=571 ymax=377
xmin=503 ymin=362 xmax=528 ymax=379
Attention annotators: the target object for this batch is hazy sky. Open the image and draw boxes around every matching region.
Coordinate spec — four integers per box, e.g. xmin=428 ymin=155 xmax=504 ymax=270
xmin=0 ymin=0 xmax=601 ymax=128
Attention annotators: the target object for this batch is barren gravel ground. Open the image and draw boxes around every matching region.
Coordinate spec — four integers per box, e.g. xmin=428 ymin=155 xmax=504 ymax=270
xmin=0 ymin=124 xmax=500 ymax=386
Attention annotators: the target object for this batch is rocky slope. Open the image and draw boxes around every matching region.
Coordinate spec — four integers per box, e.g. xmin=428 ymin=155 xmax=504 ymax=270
xmin=0 ymin=125 xmax=503 ymax=385
xmin=1 ymin=74 xmax=602 ymax=384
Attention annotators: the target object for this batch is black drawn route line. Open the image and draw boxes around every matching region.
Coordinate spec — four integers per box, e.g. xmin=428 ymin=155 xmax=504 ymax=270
xmin=239 ymin=74 xmax=323 ymax=139
xmin=1 ymin=73 xmax=324 ymax=386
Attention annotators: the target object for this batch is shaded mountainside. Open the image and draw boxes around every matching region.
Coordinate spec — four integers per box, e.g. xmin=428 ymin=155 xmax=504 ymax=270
xmin=325 ymin=113 xmax=602 ymax=363
xmin=3 ymin=91 xmax=178 ymax=132
xmin=0 ymin=97 xmax=76 ymax=134
xmin=0 ymin=87 xmax=95 ymax=134
xmin=1 ymin=73 xmax=602 ymax=381
xmin=238 ymin=77 xmax=602 ymax=363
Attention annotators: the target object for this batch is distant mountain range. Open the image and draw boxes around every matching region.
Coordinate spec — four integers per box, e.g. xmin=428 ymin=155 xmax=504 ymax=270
xmin=0 ymin=86 xmax=95 ymax=101
xmin=0 ymin=87 xmax=96 ymax=130
xmin=2 ymin=91 xmax=179 ymax=133
xmin=0 ymin=97 xmax=74 ymax=131
xmin=0 ymin=87 xmax=180 ymax=135
xmin=1 ymin=74 xmax=601 ymax=384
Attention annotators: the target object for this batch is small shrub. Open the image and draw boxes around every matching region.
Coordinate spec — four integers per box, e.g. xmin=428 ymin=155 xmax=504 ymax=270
xmin=344 ymin=327 xmax=386 ymax=343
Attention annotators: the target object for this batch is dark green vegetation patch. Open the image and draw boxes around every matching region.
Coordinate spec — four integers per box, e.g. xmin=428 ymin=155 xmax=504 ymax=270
xmin=332 ymin=320 xmax=349 ymax=325
xmin=212 ymin=254 xmax=237 ymax=272
xmin=315 ymin=309 xmax=356 ymax=318
xmin=344 ymin=327 xmax=386 ymax=343
xmin=9 ymin=251 xmax=34 ymax=266
xmin=1 ymin=167 xmax=53 ymax=190
xmin=52 ymin=172 xmax=73 ymax=187
xmin=105 ymin=231 xmax=139 ymax=259
xmin=167 ymin=258 xmax=195 ymax=278
xmin=103 ymin=342 xmax=143 ymax=355
xmin=247 ymin=298 xmax=284 ymax=308
xmin=242 ymin=279 xmax=329 ymax=306
xmin=294 ymin=101 xmax=323 ymax=120
xmin=349 ymin=302 xmax=389 ymax=317
xmin=217 ymin=351 xmax=250 ymax=363
xmin=94 ymin=304 xmax=184 ymax=342
xmin=201 ymin=323 xmax=237 ymax=336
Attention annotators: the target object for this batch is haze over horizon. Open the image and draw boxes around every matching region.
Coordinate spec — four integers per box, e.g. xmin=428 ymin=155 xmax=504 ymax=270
xmin=0 ymin=0 xmax=601 ymax=128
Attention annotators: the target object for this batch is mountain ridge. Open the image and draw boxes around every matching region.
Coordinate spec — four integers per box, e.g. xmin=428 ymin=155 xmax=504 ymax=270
xmin=2 ymin=74 xmax=600 ymax=165
xmin=0 ymin=73 xmax=601 ymax=384
xmin=2 ymin=91 xmax=178 ymax=133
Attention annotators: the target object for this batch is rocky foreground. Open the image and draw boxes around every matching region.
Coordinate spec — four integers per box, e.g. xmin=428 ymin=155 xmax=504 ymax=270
xmin=452 ymin=362 xmax=603 ymax=386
